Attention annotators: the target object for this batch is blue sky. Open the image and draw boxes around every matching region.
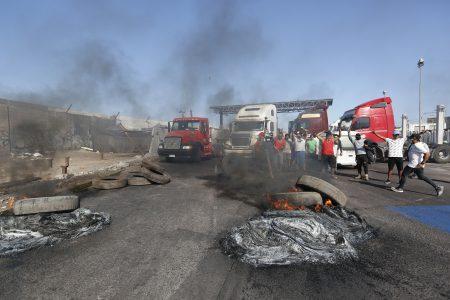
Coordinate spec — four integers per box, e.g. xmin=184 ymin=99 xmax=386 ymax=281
xmin=0 ymin=0 xmax=449 ymax=128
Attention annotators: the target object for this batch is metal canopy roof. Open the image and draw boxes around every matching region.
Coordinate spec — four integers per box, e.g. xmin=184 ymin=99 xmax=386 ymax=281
xmin=210 ymin=98 xmax=333 ymax=115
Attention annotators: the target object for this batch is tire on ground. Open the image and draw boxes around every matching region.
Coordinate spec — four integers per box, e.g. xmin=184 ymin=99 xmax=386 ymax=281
xmin=92 ymin=177 xmax=128 ymax=190
xmin=13 ymin=195 xmax=79 ymax=215
xmin=432 ymin=144 xmax=450 ymax=164
xmin=142 ymin=159 xmax=167 ymax=173
xmin=140 ymin=166 xmax=171 ymax=184
xmin=270 ymin=192 xmax=323 ymax=207
xmin=127 ymin=175 xmax=152 ymax=186
xmin=296 ymin=175 xmax=347 ymax=207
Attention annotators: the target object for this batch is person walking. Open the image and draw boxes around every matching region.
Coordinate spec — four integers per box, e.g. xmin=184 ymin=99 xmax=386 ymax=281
xmin=292 ymin=131 xmax=306 ymax=170
xmin=317 ymin=131 xmax=338 ymax=178
xmin=347 ymin=128 xmax=369 ymax=180
xmin=372 ymin=129 xmax=406 ymax=184
xmin=391 ymin=134 xmax=444 ymax=196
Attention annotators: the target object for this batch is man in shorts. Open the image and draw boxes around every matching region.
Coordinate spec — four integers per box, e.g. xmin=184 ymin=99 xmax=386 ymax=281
xmin=372 ymin=129 xmax=405 ymax=184
xmin=391 ymin=133 xmax=444 ymax=196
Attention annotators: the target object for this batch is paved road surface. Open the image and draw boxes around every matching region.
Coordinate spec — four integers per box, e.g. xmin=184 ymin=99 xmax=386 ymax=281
xmin=1 ymin=159 xmax=449 ymax=299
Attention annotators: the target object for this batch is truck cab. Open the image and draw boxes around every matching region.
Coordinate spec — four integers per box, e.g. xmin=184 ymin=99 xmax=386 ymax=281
xmin=338 ymin=97 xmax=395 ymax=162
xmin=289 ymin=108 xmax=329 ymax=136
xmin=158 ymin=117 xmax=212 ymax=161
xmin=224 ymin=104 xmax=277 ymax=157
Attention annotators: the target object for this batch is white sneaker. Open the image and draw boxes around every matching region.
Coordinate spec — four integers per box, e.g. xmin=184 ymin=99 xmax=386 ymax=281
xmin=391 ymin=187 xmax=404 ymax=193
xmin=354 ymin=175 xmax=362 ymax=179
xmin=364 ymin=174 xmax=369 ymax=181
xmin=436 ymin=186 xmax=444 ymax=197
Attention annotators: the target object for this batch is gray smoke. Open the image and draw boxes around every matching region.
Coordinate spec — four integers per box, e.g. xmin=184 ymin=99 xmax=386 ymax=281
xmin=8 ymin=40 xmax=149 ymax=117
xmin=172 ymin=0 xmax=269 ymax=111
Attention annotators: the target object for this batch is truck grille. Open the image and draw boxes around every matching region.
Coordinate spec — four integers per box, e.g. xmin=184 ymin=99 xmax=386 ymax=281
xmin=164 ymin=137 xmax=181 ymax=149
xmin=231 ymin=134 xmax=251 ymax=147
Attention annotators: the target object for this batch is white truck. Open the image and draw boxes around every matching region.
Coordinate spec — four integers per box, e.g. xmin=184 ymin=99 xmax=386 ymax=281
xmin=221 ymin=104 xmax=278 ymax=173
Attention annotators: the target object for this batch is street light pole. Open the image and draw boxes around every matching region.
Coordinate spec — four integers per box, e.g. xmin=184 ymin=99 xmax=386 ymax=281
xmin=417 ymin=58 xmax=424 ymax=132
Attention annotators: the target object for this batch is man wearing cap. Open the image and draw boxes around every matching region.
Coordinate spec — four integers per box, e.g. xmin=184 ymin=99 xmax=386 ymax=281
xmin=372 ymin=129 xmax=405 ymax=184
xmin=391 ymin=133 xmax=444 ymax=196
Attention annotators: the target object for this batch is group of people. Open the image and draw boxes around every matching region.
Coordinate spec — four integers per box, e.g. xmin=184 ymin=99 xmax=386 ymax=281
xmin=268 ymin=127 xmax=444 ymax=196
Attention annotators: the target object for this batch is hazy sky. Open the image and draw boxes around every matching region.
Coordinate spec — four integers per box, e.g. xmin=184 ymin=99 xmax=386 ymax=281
xmin=1 ymin=0 xmax=449 ymax=127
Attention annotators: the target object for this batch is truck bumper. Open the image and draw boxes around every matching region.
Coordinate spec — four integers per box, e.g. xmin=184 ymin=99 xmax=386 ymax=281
xmin=223 ymin=149 xmax=254 ymax=158
xmin=158 ymin=148 xmax=194 ymax=158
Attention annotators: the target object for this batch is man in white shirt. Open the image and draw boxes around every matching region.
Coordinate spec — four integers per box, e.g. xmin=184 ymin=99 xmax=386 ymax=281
xmin=372 ymin=129 xmax=406 ymax=184
xmin=391 ymin=134 xmax=444 ymax=196
xmin=292 ymin=131 xmax=306 ymax=170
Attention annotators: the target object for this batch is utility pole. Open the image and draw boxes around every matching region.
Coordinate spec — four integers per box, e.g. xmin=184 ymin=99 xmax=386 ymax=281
xmin=417 ymin=58 xmax=424 ymax=132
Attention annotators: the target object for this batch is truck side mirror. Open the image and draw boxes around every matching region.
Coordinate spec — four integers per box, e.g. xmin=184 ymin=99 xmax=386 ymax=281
xmin=167 ymin=121 xmax=172 ymax=132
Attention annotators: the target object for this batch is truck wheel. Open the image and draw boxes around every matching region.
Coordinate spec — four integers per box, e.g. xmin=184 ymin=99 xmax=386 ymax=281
xmin=433 ymin=145 xmax=450 ymax=164
xmin=296 ymin=175 xmax=347 ymax=207
xmin=13 ymin=195 xmax=79 ymax=215
xmin=270 ymin=192 xmax=323 ymax=207
xmin=191 ymin=147 xmax=202 ymax=162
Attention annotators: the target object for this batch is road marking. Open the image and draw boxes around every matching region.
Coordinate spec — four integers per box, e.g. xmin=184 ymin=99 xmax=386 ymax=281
xmin=387 ymin=205 xmax=450 ymax=234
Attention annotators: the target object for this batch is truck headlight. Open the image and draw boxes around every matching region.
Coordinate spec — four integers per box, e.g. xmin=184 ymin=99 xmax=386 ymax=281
xmin=224 ymin=142 xmax=232 ymax=149
xmin=158 ymin=144 xmax=164 ymax=149
xmin=182 ymin=145 xmax=192 ymax=150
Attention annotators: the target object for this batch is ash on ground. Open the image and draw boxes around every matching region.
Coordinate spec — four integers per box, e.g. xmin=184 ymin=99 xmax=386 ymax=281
xmin=222 ymin=207 xmax=374 ymax=267
xmin=0 ymin=208 xmax=110 ymax=256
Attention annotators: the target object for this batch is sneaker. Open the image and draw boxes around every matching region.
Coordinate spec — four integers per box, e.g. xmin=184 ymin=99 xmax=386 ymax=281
xmin=354 ymin=175 xmax=362 ymax=179
xmin=364 ymin=174 xmax=369 ymax=181
xmin=391 ymin=187 xmax=404 ymax=193
xmin=436 ymin=186 xmax=444 ymax=197
xmin=385 ymin=180 xmax=391 ymax=185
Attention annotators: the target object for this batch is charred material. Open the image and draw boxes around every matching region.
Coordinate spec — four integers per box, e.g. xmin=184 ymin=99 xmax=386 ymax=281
xmin=222 ymin=207 xmax=374 ymax=267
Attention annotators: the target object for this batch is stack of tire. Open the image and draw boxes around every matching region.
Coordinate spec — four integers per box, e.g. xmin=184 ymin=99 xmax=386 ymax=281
xmin=92 ymin=159 xmax=171 ymax=190
xmin=269 ymin=175 xmax=347 ymax=208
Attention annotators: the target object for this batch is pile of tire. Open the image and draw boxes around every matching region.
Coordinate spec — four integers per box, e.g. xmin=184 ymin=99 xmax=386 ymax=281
xmin=268 ymin=175 xmax=347 ymax=209
xmin=92 ymin=158 xmax=171 ymax=190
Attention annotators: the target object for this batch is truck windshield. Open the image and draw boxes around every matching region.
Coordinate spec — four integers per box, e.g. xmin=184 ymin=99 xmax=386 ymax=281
xmin=233 ymin=121 xmax=264 ymax=131
xmin=172 ymin=121 xmax=201 ymax=131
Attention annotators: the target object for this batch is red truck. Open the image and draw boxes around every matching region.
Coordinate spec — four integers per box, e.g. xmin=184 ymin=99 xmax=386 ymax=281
xmin=289 ymin=107 xmax=330 ymax=135
xmin=158 ymin=117 xmax=213 ymax=161
xmin=339 ymin=97 xmax=395 ymax=160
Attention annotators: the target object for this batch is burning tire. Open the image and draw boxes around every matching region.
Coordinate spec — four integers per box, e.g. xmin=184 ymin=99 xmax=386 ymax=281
xmin=270 ymin=192 xmax=322 ymax=207
xmin=13 ymin=195 xmax=80 ymax=216
xmin=127 ymin=175 xmax=152 ymax=186
xmin=141 ymin=165 xmax=171 ymax=184
xmin=296 ymin=175 xmax=347 ymax=207
xmin=92 ymin=177 xmax=128 ymax=190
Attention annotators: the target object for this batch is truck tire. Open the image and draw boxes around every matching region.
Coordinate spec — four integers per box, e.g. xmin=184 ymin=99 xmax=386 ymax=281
xmin=128 ymin=175 xmax=152 ymax=186
xmin=270 ymin=192 xmax=323 ymax=207
xmin=433 ymin=144 xmax=450 ymax=164
xmin=296 ymin=175 xmax=348 ymax=207
xmin=191 ymin=146 xmax=202 ymax=162
xmin=13 ymin=195 xmax=79 ymax=216
xmin=141 ymin=166 xmax=171 ymax=184
xmin=92 ymin=177 xmax=128 ymax=190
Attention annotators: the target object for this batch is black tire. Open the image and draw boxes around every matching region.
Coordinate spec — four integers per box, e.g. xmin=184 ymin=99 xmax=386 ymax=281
xmin=13 ymin=195 xmax=79 ymax=215
xmin=142 ymin=159 xmax=167 ymax=173
xmin=191 ymin=146 xmax=202 ymax=162
xmin=270 ymin=192 xmax=323 ymax=207
xmin=141 ymin=166 xmax=171 ymax=184
xmin=92 ymin=177 xmax=128 ymax=190
xmin=433 ymin=145 xmax=450 ymax=163
xmin=296 ymin=175 xmax=348 ymax=207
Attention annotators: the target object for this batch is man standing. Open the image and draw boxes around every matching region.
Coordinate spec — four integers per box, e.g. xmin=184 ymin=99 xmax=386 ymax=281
xmin=372 ymin=129 xmax=405 ymax=184
xmin=317 ymin=131 xmax=338 ymax=178
xmin=292 ymin=131 xmax=306 ymax=170
xmin=391 ymin=134 xmax=444 ymax=196
xmin=283 ymin=133 xmax=292 ymax=169
xmin=273 ymin=133 xmax=286 ymax=170
xmin=347 ymin=129 xmax=369 ymax=180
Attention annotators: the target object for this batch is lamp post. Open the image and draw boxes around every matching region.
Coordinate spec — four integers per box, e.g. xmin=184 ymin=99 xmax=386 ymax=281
xmin=417 ymin=58 xmax=424 ymax=132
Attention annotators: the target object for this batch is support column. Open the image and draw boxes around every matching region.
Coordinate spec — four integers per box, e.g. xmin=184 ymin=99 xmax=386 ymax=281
xmin=401 ymin=114 xmax=408 ymax=138
xmin=220 ymin=112 xmax=223 ymax=129
xmin=436 ymin=105 xmax=445 ymax=145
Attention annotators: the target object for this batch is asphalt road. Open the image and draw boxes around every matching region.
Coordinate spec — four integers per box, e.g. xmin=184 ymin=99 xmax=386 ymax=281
xmin=1 ymin=159 xmax=449 ymax=299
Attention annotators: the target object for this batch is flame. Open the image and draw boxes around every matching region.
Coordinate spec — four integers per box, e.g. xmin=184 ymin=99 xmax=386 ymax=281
xmin=325 ymin=199 xmax=332 ymax=207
